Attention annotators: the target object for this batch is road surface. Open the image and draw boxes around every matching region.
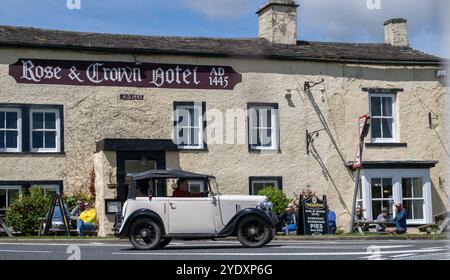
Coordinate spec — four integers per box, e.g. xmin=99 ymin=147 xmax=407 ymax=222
xmin=0 ymin=239 xmax=448 ymax=260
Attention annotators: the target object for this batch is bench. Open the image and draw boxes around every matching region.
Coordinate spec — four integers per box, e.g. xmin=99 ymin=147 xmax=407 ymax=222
xmin=38 ymin=217 xmax=98 ymax=237
xmin=353 ymin=221 xmax=396 ymax=235
xmin=0 ymin=215 xmax=13 ymax=237
xmin=417 ymin=211 xmax=449 ymax=234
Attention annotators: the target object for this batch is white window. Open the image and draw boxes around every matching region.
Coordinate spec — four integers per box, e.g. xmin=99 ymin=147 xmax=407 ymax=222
xmin=0 ymin=108 xmax=21 ymax=152
xmin=0 ymin=186 xmax=22 ymax=211
xmin=369 ymin=178 xmax=394 ymax=219
xmin=248 ymin=105 xmax=279 ymax=150
xmin=402 ymin=177 xmax=425 ymax=221
xmin=369 ymin=94 xmax=396 ymax=143
xmin=188 ymin=180 xmax=206 ymax=194
xmin=250 ymin=178 xmax=281 ymax=195
xmin=174 ymin=103 xmax=204 ymax=149
xmin=32 ymin=184 xmax=60 ymax=196
xmin=361 ymin=169 xmax=432 ymax=224
xmin=30 ymin=109 xmax=60 ymax=152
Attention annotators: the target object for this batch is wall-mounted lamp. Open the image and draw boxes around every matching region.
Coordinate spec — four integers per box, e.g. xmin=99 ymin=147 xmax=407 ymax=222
xmin=306 ymin=128 xmax=326 ymax=155
xmin=285 ymin=89 xmax=296 ymax=108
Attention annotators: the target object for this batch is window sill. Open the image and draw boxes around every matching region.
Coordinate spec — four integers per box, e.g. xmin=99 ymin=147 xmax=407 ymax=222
xmin=365 ymin=143 xmax=407 ymax=148
xmin=178 ymin=148 xmax=209 ymax=152
xmin=0 ymin=152 xmax=66 ymax=156
xmin=248 ymin=148 xmax=282 ymax=154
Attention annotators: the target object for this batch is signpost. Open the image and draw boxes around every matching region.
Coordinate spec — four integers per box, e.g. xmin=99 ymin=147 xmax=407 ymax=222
xmin=301 ymin=194 xmax=329 ymax=235
xmin=348 ymin=114 xmax=371 ymax=232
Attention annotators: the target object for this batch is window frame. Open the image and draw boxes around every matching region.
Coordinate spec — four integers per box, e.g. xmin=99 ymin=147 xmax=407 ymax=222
xmin=401 ymin=177 xmax=426 ymax=221
xmin=173 ymin=102 xmax=206 ymax=150
xmin=33 ymin=184 xmax=61 ymax=196
xmin=0 ymin=108 xmax=22 ymax=152
xmin=249 ymin=176 xmax=283 ymax=195
xmin=29 ymin=108 xmax=61 ymax=153
xmin=369 ymin=93 xmax=397 ymax=143
xmin=187 ymin=180 xmax=206 ymax=194
xmin=0 ymin=185 xmax=22 ymax=211
xmin=247 ymin=103 xmax=280 ymax=151
xmin=361 ymin=169 xmax=432 ymax=225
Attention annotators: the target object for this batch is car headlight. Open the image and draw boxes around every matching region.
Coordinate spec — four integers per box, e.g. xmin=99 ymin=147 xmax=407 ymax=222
xmin=258 ymin=201 xmax=273 ymax=211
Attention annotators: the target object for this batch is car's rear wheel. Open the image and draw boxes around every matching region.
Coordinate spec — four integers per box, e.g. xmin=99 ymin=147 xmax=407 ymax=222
xmin=129 ymin=218 xmax=162 ymax=250
xmin=237 ymin=216 xmax=271 ymax=248
xmin=157 ymin=238 xmax=172 ymax=249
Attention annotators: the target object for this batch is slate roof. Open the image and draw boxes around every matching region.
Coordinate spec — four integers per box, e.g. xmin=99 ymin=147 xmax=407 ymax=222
xmin=0 ymin=25 xmax=444 ymax=66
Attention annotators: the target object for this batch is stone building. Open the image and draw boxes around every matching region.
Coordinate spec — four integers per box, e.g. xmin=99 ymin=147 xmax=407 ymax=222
xmin=0 ymin=0 xmax=448 ymax=236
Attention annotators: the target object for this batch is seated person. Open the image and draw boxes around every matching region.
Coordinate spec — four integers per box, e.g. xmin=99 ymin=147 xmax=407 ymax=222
xmin=327 ymin=206 xmax=337 ymax=234
xmin=354 ymin=207 xmax=369 ymax=232
xmin=172 ymin=178 xmax=206 ymax=197
xmin=279 ymin=204 xmax=297 ymax=235
xmin=70 ymin=200 xmax=84 ymax=218
xmin=384 ymin=203 xmax=407 ymax=234
xmin=77 ymin=202 xmax=97 ymax=237
xmin=136 ymin=180 xmax=150 ymax=197
xmin=376 ymin=207 xmax=390 ymax=233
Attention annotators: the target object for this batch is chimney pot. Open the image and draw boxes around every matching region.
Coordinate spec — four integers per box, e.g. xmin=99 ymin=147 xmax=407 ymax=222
xmin=384 ymin=18 xmax=409 ymax=47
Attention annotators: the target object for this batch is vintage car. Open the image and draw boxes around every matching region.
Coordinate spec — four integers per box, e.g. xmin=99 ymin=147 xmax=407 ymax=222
xmin=114 ymin=169 xmax=277 ymax=250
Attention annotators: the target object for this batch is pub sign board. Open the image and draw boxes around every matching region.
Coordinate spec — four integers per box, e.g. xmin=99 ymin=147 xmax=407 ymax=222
xmin=9 ymin=59 xmax=242 ymax=90
xmin=301 ymin=195 xmax=329 ymax=235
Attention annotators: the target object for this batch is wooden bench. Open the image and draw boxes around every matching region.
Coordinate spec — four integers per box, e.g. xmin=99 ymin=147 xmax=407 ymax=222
xmin=38 ymin=217 xmax=98 ymax=237
xmin=0 ymin=216 xmax=13 ymax=237
xmin=417 ymin=211 xmax=449 ymax=234
xmin=353 ymin=221 xmax=396 ymax=235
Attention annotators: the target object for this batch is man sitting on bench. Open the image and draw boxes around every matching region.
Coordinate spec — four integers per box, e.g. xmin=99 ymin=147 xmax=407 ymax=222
xmin=384 ymin=203 xmax=407 ymax=234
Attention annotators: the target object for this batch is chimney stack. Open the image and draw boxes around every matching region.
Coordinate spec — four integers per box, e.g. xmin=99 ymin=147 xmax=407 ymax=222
xmin=384 ymin=18 xmax=409 ymax=47
xmin=257 ymin=0 xmax=299 ymax=45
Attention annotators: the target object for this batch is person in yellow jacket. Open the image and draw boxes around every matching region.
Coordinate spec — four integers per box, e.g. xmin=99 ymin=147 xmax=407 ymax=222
xmin=77 ymin=202 xmax=96 ymax=236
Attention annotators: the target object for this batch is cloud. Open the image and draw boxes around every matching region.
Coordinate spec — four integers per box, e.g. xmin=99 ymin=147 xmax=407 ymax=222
xmin=182 ymin=0 xmax=262 ymax=19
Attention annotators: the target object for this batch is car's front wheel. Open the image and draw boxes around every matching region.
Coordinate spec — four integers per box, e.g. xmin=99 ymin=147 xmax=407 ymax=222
xmin=129 ymin=218 xmax=162 ymax=250
xmin=237 ymin=216 xmax=271 ymax=248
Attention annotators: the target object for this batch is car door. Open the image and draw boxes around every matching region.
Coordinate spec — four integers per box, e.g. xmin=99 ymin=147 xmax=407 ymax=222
xmin=167 ymin=197 xmax=216 ymax=234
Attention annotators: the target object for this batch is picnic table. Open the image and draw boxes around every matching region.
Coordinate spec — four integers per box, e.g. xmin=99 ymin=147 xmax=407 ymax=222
xmin=0 ymin=214 xmax=13 ymax=237
xmin=353 ymin=221 xmax=395 ymax=235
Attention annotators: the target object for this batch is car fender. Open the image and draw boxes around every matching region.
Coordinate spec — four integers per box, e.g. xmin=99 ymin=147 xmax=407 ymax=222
xmin=118 ymin=208 xmax=166 ymax=238
xmin=218 ymin=208 xmax=275 ymax=236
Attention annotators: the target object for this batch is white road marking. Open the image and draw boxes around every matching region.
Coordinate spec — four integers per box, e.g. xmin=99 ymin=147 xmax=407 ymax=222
xmin=0 ymin=242 xmax=130 ymax=247
xmin=112 ymin=247 xmax=447 ymax=256
xmin=281 ymin=245 xmax=413 ymax=249
xmin=0 ymin=249 xmax=53 ymax=253
xmin=392 ymin=253 xmax=417 ymax=258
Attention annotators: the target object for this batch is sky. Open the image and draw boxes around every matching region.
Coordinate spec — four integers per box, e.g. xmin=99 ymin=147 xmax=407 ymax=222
xmin=0 ymin=0 xmax=447 ymax=58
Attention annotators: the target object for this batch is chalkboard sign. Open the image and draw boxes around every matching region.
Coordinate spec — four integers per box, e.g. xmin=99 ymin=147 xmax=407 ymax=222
xmin=301 ymin=195 xmax=329 ymax=235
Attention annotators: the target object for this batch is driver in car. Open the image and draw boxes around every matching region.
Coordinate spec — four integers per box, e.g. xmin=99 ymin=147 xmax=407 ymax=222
xmin=172 ymin=178 xmax=206 ymax=197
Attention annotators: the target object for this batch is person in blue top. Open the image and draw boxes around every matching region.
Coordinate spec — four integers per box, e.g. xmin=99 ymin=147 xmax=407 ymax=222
xmin=385 ymin=203 xmax=407 ymax=234
xmin=327 ymin=206 xmax=337 ymax=234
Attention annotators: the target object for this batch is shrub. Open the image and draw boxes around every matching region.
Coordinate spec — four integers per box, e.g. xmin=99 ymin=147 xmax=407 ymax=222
xmin=5 ymin=187 xmax=52 ymax=235
xmin=62 ymin=190 xmax=93 ymax=210
xmin=257 ymin=187 xmax=291 ymax=215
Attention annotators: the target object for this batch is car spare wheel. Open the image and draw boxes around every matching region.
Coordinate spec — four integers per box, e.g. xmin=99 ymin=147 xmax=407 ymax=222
xmin=129 ymin=218 xmax=162 ymax=250
xmin=157 ymin=238 xmax=172 ymax=249
xmin=237 ymin=216 xmax=271 ymax=248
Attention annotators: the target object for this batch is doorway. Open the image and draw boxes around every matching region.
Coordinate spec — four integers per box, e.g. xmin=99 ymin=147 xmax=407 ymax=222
xmin=116 ymin=151 xmax=166 ymax=201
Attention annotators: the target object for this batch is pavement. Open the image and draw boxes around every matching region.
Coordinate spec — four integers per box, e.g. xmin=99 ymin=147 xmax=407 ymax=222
xmin=0 ymin=238 xmax=449 ymax=260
